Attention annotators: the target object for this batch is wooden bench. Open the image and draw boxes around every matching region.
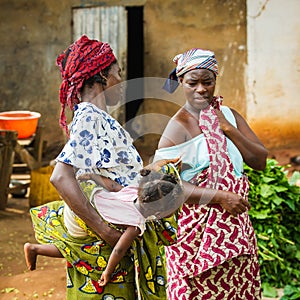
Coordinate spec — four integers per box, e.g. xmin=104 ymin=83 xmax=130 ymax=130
xmin=0 ymin=126 xmax=44 ymax=210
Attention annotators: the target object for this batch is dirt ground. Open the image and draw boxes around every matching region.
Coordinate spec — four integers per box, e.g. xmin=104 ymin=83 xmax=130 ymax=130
xmin=0 ymin=146 xmax=299 ymax=300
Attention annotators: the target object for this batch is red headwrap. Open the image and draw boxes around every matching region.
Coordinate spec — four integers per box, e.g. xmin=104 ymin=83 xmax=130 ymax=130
xmin=56 ymin=35 xmax=116 ymax=134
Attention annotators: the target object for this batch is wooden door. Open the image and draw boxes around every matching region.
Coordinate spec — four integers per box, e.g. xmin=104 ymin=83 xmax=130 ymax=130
xmin=73 ymin=6 xmax=128 ymax=122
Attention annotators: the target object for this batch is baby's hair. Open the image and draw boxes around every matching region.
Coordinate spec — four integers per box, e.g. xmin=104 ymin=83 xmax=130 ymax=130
xmin=138 ymin=168 xmax=182 ymax=205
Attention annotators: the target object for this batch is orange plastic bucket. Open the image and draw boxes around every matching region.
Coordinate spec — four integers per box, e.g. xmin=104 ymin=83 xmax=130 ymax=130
xmin=0 ymin=111 xmax=41 ymax=139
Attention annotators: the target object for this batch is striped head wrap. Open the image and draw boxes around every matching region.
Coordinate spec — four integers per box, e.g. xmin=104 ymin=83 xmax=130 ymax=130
xmin=56 ymin=35 xmax=116 ymax=134
xmin=174 ymin=48 xmax=218 ymax=77
xmin=163 ymin=48 xmax=218 ymax=93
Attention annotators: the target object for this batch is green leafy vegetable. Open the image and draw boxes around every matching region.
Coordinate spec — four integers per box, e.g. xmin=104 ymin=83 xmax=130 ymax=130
xmin=245 ymin=159 xmax=300 ymax=299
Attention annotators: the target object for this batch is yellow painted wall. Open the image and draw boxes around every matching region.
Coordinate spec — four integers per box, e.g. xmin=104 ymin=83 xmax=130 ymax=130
xmin=0 ymin=0 xmax=298 ymax=162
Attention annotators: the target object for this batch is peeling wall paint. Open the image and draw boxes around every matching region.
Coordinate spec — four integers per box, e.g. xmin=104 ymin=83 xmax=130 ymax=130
xmin=247 ymin=0 xmax=300 ymax=148
xmin=0 ymin=0 xmax=298 ymax=159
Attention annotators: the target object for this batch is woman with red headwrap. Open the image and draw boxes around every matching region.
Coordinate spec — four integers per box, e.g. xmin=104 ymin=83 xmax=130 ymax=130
xmin=25 ymin=35 xmax=179 ymax=299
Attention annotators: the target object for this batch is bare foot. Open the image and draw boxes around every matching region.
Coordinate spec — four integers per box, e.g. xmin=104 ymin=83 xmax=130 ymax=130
xmin=24 ymin=243 xmax=37 ymax=270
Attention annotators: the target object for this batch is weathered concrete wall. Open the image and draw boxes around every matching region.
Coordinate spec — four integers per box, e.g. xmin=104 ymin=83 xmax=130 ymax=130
xmin=247 ymin=0 xmax=300 ymax=149
xmin=138 ymin=0 xmax=247 ymax=158
xmin=0 ymin=0 xmax=73 ymax=150
xmin=0 ymin=0 xmax=298 ymax=162
xmin=0 ymin=0 xmax=146 ymax=153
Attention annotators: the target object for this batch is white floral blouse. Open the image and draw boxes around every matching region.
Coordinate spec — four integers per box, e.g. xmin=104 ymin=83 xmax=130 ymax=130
xmin=57 ymin=102 xmax=143 ymax=187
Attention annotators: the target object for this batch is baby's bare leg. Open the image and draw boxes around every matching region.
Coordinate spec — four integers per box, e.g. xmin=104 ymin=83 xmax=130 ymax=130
xmin=24 ymin=243 xmax=63 ymax=271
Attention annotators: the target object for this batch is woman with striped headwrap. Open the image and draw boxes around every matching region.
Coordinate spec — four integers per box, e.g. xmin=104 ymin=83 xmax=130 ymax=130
xmin=156 ymin=48 xmax=268 ymax=299
xmin=25 ymin=35 xmax=180 ymax=300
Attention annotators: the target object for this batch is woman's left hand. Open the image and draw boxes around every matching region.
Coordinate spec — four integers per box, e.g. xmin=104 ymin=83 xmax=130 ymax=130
xmin=214 ymin=108 xmax=268 ymax=170
xmin=214 ymin=109 xmax=233 ymax=133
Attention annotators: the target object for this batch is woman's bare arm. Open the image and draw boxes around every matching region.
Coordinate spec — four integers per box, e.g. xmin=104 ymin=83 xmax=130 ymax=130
xmin=50 ymin=162 xmax=121 ymax=246
xmin=78 ymin=173 xmax=122 ymax=192
xmin=215 ymin=108 xmax=268 ymax=170
xmin=158 ymin=114 xmax=252 ymax=216
xmin=182 ymin=180 xmax=251 ymax=216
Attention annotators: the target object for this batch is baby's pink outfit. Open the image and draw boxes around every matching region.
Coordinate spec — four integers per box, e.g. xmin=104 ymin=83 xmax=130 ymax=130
xmin=93 ymin=186 xmax=146 ymax=235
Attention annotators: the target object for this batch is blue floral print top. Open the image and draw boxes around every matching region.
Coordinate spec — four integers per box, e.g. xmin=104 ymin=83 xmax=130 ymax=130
xmin=57 ymin=102 xmax=143 ymax=187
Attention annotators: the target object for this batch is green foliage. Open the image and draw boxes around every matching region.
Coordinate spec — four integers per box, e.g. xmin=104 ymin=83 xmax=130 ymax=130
xmin=244 ymin=159 xmax=300 ymax=299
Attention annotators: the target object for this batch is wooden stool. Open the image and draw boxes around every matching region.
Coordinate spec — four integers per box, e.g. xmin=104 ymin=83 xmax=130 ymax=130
xmin=0 ymin=130 xmax=18 ymax=210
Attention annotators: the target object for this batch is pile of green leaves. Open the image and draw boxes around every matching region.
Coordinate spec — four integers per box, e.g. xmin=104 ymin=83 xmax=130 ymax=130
xmin=245 ymin=159 xmax=300 ymax=299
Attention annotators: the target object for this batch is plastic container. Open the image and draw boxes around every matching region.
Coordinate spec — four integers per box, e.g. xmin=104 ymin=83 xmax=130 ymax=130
xmin=0 ymin=111 xmax=41 ymax=139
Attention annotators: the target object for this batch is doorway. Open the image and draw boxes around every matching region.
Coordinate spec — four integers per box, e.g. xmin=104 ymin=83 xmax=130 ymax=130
xmin=125 ymin=6 xmax=144 ymax=131
xmin=72 ymin=5 xmax=144 ymax=129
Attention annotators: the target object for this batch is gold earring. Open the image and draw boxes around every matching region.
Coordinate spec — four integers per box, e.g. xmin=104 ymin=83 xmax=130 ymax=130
xmin=100 ymin=72 xmax=108 ymax=81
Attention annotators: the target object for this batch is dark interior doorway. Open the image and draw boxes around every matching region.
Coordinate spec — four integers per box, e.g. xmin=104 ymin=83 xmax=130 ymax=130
xmin=125 ymin=6 xmax=144 ymax=136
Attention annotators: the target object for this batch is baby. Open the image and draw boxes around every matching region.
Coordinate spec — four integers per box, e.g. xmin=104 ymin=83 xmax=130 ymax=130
xmin=24 ymin=159 xmax=183 ymax=286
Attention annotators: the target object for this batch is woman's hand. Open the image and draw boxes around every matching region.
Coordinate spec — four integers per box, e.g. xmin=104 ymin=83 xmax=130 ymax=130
xmin=146 ymin=157 xmax=181 ymax=171
xmin=215 ymin=190 xmax=251 ymax=217
xmin=183 ymin=181 xmax=250 ymax=216
xmin=99 ymin=226 xmax=122 ymax=247
xmin=214 ymin=109 xmax=233 ymax=133
xmin=77 ymin=173 xmax=92 ymax=181
xmin=214 ymin=108 xmax=268 ymax=170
